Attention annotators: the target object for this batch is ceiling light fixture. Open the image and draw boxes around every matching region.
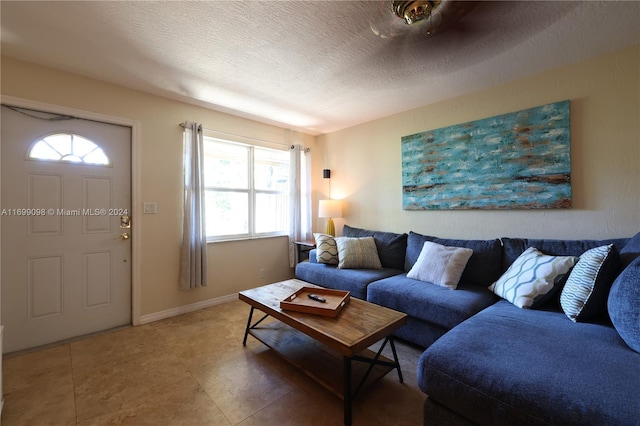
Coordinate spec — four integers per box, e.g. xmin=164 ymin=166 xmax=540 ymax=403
xmin=383 ymin=0 xmax=477 ymax=37
xmin=392 ymin=0 xmax=439 ymax=26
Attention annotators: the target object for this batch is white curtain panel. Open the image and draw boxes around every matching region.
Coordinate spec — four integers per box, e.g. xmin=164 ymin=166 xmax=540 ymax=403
xmin=288 ymin=144 xmax=312 ymax=267
xmin=180 ymin=122 xmax=208 ymax=289
xmin=302 ymin=146 xmax=312 ymax=241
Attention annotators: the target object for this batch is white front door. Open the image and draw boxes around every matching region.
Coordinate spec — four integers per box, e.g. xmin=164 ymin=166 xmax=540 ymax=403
xmin=1 ymin=105 xmax=132 ymax=353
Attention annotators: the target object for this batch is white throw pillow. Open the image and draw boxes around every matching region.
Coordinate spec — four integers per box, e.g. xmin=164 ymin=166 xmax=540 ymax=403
xmin=489 ymin=247 xmax=578 ymax=308
xmin=407 ymin=241 xmax=474 ymax=289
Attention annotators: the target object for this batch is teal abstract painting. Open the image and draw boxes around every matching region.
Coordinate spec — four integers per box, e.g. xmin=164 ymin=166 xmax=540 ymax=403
xmin=402 ymin=100 xmax=571 ymax=210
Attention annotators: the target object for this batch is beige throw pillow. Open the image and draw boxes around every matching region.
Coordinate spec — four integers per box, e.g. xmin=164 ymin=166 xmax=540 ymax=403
xmin=407 ymin=241 xmax=474 ymax=289
xmin=335 ymin=236 xmax=382 ymax=270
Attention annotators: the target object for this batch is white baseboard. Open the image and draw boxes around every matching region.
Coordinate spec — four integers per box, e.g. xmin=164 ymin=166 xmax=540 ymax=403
xmin=139 ymin=293 xmax=239 ymax=325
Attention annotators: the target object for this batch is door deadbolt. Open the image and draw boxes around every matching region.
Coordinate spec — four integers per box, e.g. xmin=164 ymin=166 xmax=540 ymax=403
xmin=120 ymin=215 xmax=131 ymax=229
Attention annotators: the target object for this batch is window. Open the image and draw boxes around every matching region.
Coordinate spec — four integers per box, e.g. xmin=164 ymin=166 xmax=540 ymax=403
xmin=204 ymin=136 xmax=290 ymax=240
xmin=28 ymin=133 xmax=110 ymax=165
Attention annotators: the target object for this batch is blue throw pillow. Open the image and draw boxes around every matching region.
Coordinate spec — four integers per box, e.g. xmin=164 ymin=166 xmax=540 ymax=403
xmin=608 ymin=256 xmax=640 ymax=353
xmin=342 ymin=225 xmax=407 ymax=270
xmin=560 ymin=245 xmax=621 ymax=322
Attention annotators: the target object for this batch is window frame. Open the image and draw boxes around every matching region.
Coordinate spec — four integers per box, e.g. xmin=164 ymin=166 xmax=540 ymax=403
xmin=203 ymin=133 xmax=290 ymax=243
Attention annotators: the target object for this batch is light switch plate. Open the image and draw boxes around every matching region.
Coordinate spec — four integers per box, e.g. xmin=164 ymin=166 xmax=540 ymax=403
xmin=143 ymin=202 xmax=157 ymax=214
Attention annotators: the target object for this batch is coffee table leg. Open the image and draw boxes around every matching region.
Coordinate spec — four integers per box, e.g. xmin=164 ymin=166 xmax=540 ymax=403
xmin=242 ymin=306 xmax=255 ymax=346
xmin=242 ymin=307 xmax=270 ymax=346
xmin=389 ymin=337 xmax=404 ymax=383
xmin=344 ymin=356 xmax=352 ymax=426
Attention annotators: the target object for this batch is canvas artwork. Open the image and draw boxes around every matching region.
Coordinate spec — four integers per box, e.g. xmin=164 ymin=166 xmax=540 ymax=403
xmin=402 ymin=100 xmax=571 ymax=210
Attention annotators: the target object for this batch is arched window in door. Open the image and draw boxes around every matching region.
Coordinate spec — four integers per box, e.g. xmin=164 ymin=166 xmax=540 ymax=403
xmin=28 ymin=133 xmax=110 ymax=165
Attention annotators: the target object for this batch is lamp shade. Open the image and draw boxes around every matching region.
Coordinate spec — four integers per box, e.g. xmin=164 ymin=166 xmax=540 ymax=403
xmin=318 ymin=199 xmax=342 ymax=218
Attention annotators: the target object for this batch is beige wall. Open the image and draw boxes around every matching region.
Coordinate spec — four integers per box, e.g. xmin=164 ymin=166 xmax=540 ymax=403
xmin=2 ymin=45 xmax=638 ymax=320
xmin=318 ymin=46 xmax=640 ymax=240
xmin=1 ymin=57 xmax=315 ymax=319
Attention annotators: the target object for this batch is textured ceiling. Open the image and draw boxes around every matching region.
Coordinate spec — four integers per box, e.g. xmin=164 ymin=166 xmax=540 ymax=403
xmin=1 ymin=1 xmax=639 ymax=135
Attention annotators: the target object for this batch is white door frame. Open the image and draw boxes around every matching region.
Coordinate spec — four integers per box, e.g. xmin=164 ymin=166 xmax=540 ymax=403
xmin=0 ymin=95 xmax=142 ymax=326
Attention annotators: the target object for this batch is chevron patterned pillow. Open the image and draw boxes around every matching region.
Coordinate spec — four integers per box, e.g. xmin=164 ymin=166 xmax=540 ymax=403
xmin=313 ymin=233 xmax=338 ymax=265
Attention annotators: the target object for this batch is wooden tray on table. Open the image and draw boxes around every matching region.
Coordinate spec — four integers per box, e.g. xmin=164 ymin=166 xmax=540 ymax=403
xmin=280 ymin=287 xmax=350 ymax=317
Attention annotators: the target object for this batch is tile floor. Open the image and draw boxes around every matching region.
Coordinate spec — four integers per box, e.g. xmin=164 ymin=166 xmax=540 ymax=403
xmin=2 ymin=300 xmax=425 ymax=425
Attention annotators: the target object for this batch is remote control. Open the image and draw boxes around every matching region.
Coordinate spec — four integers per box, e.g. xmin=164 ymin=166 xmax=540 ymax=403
xmin=307 ymin=293 xmax=326 ymax=303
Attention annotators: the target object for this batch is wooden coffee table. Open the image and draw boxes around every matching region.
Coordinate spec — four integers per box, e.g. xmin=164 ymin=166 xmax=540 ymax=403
xmin=239 ymin=279 xmax=407 ymax=426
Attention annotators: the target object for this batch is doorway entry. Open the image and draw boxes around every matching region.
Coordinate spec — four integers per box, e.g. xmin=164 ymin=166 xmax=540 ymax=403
xmin=1 ymin=103 xmax=133 ymax=353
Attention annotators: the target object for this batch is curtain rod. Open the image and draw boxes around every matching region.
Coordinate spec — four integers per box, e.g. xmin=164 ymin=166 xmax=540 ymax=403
xmin=179 ymin=122 xmax=299 ymax=149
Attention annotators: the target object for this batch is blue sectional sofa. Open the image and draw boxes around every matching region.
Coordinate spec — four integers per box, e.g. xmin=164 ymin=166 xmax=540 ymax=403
xmin=296 ymin=225 xmax=505 ymax=347
xmin=366 ymin=232 xmax=502 ymax=348
xmin=296 ymin=225 xmax=408 ymax=300
xmin=295 ymin=225 xmax=640 ymax=425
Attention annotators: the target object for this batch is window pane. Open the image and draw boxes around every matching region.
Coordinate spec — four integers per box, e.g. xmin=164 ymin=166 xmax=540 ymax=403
xmin=254 ymin=147 xmax=289 ymax=191
xmin=205 ymin=191 xmax=249 ymax=236
xmin=82 ymin=148 xmax=110 ymax=165
xmin=43 ymin=134 xmax=72 ymax=155
xmin=29 ymin=133 xmax=110 ymax=165
xmin=255 ymin=192 xmax=289 ymax=234
xmin=72 ymin=135 xmax=98 ymax=157
xmin=30 ymin=141 xmax=61 ymax=160
xmin=204 ymin=140 xmax=249 ymax=189
xmin=61 ymin=154 xmax=83 ymax=163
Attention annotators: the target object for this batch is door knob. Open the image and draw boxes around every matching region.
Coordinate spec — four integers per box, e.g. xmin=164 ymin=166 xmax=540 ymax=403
xmin=114 ymin=232 xmax=130 ymax=240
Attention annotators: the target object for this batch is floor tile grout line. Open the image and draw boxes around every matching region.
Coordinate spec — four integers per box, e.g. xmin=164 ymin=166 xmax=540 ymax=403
xmin=147 ymin=310 xmax=307 ymax=426
xmin=2 ymin=300 xmax=425 ymax=425
xmin=148 ymin=320 xmax=235 ymax=426
xmin=66 ymin=342 xmax=81 ymax=426
xmin=237 ymin=385 xmax=300 ymax=426
xmin=70 ymin=323 xmax=205 ymax=425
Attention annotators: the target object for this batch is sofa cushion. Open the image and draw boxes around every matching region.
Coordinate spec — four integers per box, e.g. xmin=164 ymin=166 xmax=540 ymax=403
xmin=418 ymin=300 xmax=640 ymax=425
xmin=391 ymin=317 xmax=449 ymax=349
xmin=620 ymin=231 xmax=640 ymax=267
xmin=335 ymin=236 xmax=382 ymax=269
xmin=608 ymin=256 xmax=640 ymax=353
xmin=294 ymin=262 xmax=402 ymax=300
xmin=405 ymin=232 xmax=503 ymax=286
xmin=342 ymin=225 xmax=407 ymax=270
xmin=501 ymin=237 xmax=630 ymax=272
xmin=313 ymin=233 xmax=338 ymax=265
xmin=489 ymin=247 xmax=578 ymax=309
xmin=367 ymin=274 xmax=498 ymax=330
xmin=560 ymin=244 xmax=620 ymax=322
xmin=307 ymin=249 xmax=319 ymax=264
xmin=407 ymin=241 xmax=473 ymax=289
